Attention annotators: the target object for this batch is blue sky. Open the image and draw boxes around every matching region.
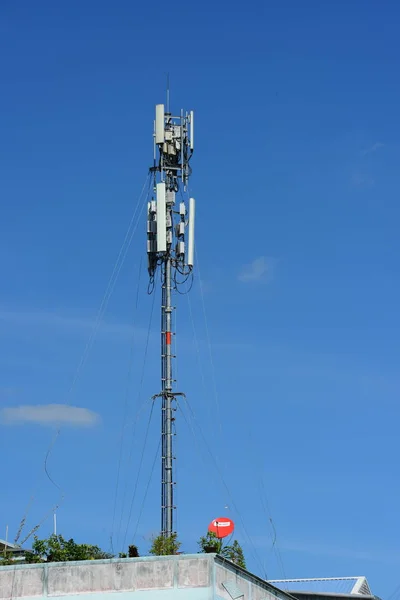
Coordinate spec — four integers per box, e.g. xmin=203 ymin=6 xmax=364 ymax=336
xmin=1 ymin=0 xmax=400 ymax=596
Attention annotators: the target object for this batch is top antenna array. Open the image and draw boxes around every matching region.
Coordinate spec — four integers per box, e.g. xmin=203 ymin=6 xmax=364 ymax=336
xmin=148 ymin=104 xmax=195 ymax=278
xmin=153 ymin=104 xmax=194 ymax=192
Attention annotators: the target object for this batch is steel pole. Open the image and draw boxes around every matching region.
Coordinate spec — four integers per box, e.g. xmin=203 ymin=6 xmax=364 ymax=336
xmin=161 ymin=252 xmax=173 ymax=537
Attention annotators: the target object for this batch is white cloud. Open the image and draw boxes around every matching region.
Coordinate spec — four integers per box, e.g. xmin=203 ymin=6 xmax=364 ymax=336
xmin=362 ymin=142 xmax=384 ymax=156
xmin=238 ymin=256 xmax=274 ymax=283
xmin=0 ymin=404 xmax=100 ymax=427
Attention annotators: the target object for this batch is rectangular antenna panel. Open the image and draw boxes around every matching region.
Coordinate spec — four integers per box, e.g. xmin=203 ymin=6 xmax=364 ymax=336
xmin=155 ymin=104 xmax=165 ymax=144
xmin=190 ymin=111 xmax=194 ymax=150
xmin=187 ymin=197 xmax=195 ymax=267
xmin=147 ymin=239 xmax=156 ymax=253
xmin=156 ymin=182 xmax=167 ymax=252
xmin=147 ymin=219 xmax=155 ymax=234
xmin=166 ymin=189 xmax=175 ymax=205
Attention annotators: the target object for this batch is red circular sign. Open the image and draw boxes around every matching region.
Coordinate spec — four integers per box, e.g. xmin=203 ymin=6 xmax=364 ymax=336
xmin=208 ymin=517 xmax=235 ymax=538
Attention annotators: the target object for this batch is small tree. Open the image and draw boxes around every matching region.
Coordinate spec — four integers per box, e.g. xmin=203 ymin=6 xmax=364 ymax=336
xmin=221 ymin=540 xmax=246 ymax=569
xmin=149 ymin=533 xmax=181 ymax=556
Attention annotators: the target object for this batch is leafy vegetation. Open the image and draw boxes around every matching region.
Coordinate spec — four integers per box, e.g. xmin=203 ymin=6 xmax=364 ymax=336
xmin=24 ymin=535 xmax=113 ymax=563
xmin=198 ymin=531 xmax=223 ymax=553
xmin=119 ymin=544 xmax=140 ymax=558
xmin=149 ymin=533 xmax=181 ymax=556
xmin=197 ymin=532 xmax=246 ymax=569
xmin=1 ymin=531 xmax=245 ymax=570
xmin=0 ymin=550 xmax=15 ymax=566
xmin=220 ymin=539 xmax=246 ymax=569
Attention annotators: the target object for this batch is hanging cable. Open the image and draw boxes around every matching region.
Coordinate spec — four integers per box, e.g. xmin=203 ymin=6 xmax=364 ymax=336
xmin=116 ymin=273 xmax=158 ymax=550
xmin=17 ymin=173 xmax=151 ymax=546
xmin=259 ymin=478 xmax=287 ymax=580
xmin=174 ymin=269 xmax=194 ymax=294
xmin=113 ymin=396 xmax=153 ymax=549
xmin=43 ymin=174 xmax=151 ymax=500
xmin=19 ymin=500 xmax=61 ymax=546
xmin=194 ymin=245 xmax=222 ymax=438
xmin=177 ymin=237 xmax=268 ymax=574
xmin=109 ymin=257 xmax=143 ymax=554
xmin=387 ymin=583 xmax=400 ymax=600
xmin=177 ymin=398 xmax=266 ymax=576
xmin=186 ymin=292 xmax=208 ymax=398
xmin=131 ymin=436 xmax=161 ymax=543
xmin=121 ymin=400 xmax=156 ymax=552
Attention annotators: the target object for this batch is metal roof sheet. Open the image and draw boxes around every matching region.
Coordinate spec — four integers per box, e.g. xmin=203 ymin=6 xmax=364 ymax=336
xmin=268 ymin=578 xmax=371 ymax=596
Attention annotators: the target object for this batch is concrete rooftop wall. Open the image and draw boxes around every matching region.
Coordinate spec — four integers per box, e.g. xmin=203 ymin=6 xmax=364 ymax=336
xmin=215 ymin=559 xmax=291 ymax=600
xmin=0 ymin=554 xmax=292 ymax=600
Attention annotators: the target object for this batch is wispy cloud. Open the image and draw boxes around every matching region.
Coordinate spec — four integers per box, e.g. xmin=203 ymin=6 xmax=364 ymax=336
xmin=251 ymin=535 xmax=400 ymax=565
xmin=280 ymin=539 xmax=376 ymax=562
xmin=0 ymin=306 xmax=253 ymax=359
xmin=0 ymin=308 xmax=135 ymax=339
xmin=351 ymin=172 xmax=374 ymax=187
xmin=238 ymin=256 xmax=274 ymax=283
xmin=362 ymin=142 xmax=384 ymax=156
xmin=0 ymin=404 xmax=100 ymax=427
xmin=0 ymin=386 xmax=18 ymax=399
xmin=280 ymin=539 xmax=400 ymax=566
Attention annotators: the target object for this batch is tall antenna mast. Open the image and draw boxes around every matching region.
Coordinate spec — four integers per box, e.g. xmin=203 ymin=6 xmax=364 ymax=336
xmin=148 ymin=99 xmax=195 ymax=538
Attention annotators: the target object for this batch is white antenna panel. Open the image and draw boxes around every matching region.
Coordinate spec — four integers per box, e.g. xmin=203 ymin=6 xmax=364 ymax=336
xmin=190 ymin=111 xmax=194 ymax=150
xmin=156 ymin=183 xmax=167 ymax=252
xmin=187 ymin=197 xmax=195 ymax=267
xmin=155 ymin=104 xmax=165 ymax=144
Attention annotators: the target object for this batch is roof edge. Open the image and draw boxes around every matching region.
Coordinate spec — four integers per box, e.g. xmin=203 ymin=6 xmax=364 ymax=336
xmin=215 ymin=555 xmax=298 ymax=600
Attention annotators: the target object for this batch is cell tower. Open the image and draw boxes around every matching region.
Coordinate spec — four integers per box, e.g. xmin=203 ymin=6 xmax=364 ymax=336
xmin=147 ymin=101 xmax=195 ymax=538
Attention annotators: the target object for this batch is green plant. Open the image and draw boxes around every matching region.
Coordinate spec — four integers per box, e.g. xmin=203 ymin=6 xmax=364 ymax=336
xmin=197 ymin=532 xmax=246 ymax=569
xmin=0 ymin=549 xmax=16 ymax=566
xmin=119 ymin=544 xmax=139 ymax=559
xmin=221 ymin=540 xmax=246 ymax=569
xmin=128 ymin=544 xmax=139 ymax=557
xmin=24 ymin=535 xmax=113 ymax=563
xmin=197 ymin=531 xmax=223 ymax=554
xmin=149 ymin=533 xmax=181 ymax=556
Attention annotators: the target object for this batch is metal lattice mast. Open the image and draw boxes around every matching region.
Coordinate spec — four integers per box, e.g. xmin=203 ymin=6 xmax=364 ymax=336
xmin=147 ymin=102 xmax=195 ymax=538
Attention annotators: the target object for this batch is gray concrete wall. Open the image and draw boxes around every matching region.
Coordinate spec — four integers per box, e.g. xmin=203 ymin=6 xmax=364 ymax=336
xmin=0 ymin=555 xmax=213 ymax=600
xmin=214 ymin=558 xmax=293 ymax=600
xmin=0 ymin=554 xmax=292 ymax=600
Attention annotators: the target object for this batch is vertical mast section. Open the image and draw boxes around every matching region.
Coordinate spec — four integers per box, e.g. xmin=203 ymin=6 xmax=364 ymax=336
xmin=147 ymin=102 xmax=195 ymax=538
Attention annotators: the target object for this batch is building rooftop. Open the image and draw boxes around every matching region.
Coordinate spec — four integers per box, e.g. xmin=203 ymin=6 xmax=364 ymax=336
xmin=0 ymin=552 xmax=296 ymax=600
xmin=0 ymin=539 xmax=25 ymax=555
xmin=268 ymin=578 xmax=373 ymax=598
